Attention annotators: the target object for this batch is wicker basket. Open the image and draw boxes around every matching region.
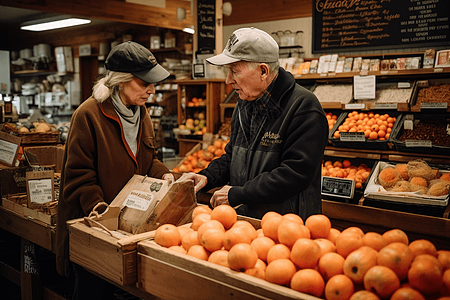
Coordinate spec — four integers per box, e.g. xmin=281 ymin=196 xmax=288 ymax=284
xmin=18 ymin=132 xmax=60 ymax=145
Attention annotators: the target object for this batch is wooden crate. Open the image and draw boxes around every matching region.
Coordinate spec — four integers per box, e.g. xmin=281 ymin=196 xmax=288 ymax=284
xmin=68 ymin=217 xmax=150 ymax=286
xmin=136 ymin=216 xmax=320 ymax=300
xmin=1 ymin=197 xmax=57 ymax=225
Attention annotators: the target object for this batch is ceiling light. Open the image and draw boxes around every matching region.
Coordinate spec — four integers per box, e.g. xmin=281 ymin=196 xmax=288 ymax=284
xmin=182 ymin=27 xmax=195 ymax=34
xmin=21 ymin=17 xmax=91 ymax=32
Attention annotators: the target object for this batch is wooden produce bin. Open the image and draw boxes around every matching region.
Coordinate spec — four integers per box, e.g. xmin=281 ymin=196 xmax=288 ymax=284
xmin=136 ymin=217 xmax=321 ymax=300
xmin=68 ymin=216 xmax=145 ymax=286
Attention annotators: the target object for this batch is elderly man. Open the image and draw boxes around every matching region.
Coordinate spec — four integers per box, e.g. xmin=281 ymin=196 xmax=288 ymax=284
xmin=182 ymin=27 xmax=328 ymax=221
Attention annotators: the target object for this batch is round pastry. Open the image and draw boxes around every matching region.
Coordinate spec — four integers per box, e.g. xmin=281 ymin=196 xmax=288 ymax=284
xmin=390 ymin=180 xmax=411 ymax=193
xmin=409 ymin=177 xmax=428 ymax=187
xmin=427 ymin=181 xmax=449 ymax=197
xmin=378 ymin=167 xmax=402 ymax=189
xmin=394 ymin=163 xmax=409 ymax=180
xmin=407 ymin=160 xmax=434 ymax=181
xmin=410 ymin=184 xmax=428 ymax=194
xmin=431 ymin=168 xmax=441 ymax=179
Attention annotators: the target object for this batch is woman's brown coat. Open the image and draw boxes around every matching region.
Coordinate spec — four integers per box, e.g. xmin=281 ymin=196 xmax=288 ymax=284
xmin=55 ymin=96 xmax=169 ymax=276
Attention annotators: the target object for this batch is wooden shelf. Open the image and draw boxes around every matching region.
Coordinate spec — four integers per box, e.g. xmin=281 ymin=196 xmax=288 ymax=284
xmin=11 ymin=70 xmax=72 ymax=77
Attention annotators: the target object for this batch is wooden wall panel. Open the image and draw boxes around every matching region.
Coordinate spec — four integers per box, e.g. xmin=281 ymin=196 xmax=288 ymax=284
xmin=223 ymin=0 xmax=313 ymax=26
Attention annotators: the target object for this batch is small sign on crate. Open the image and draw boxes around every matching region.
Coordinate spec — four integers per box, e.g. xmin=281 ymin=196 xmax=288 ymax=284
xmin=26 ymin=170 xmax=55 ymax=209
xmin=0 ymin=131 xmax=21 ymax=167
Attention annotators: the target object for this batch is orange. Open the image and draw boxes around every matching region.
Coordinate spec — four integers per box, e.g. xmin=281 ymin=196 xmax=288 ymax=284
xmin=277 ymin=220 xmax=310 ymax=247
xmin=191 ymin=205 xmax=212 ymax=220
xmin=227 ymin=243 xmax=258 ymax=272
xmin=191 ymin=213 xmax=212 ymax=231
xmin=318 ymin=252 xmax=345 ymax=281
xmin=210 ymin=204 xmax=237 ymax=229
xmin=408 ymin=239 xmax=437 ymax=257
xmin=231 ymin=220 xmax=258 ymax=240
xmin=390 ymin=287 xmax=426 ymax=300
xmin=256 ymin=228 xmax=264 ymax=237
xmin=200 ymin=228 xmax=225 ymax=252
xmin=305 ymin=214 xmax=332 ymax=239
xmin=437 ymin=250 xmax=450 ymax=270
xmin=282 ymin=213 xmax=304 ymax=225
xmin=207 ymin=249 xmax=229 ymax=268
xmin=368 ymin=131 xmax=378 ymax=140
xmin=315 ymin=238 xmax=337 ymax=256
xmin=290 ymin=238 xmax=321 ymax=269
xmin=363 ymin=265 xmax=400 ymax=299
xmin=223 ymin=226 xmax=252 ymax=250
xmin=261 ymin=214 xmax=284 ymax=242
xmin=265 ymin=258 xmax=297 ymax=286
xmin=325 ymin=274 xmax=354 ymax=300
xmin=382 ymin=229 xmax=409 ymax=245
xmin=168 ymin=245 xmax=187 ymax=254
xmin=260 ymin=211 xmax=282 ymax=227
xmin=266 ymin=243 xmax=291 ymax=264
xmin=244 ymin=267 xmax=266 ymax=280
xmin=327 ymin=228 xmax=341 ymax=244
xmin=362 ymin=232 xmax=388 ymax=251
xmin=187 ymin=244 xmax=210 ymax=261
xmin=444 ymin=269 xmax=450 ymax=294
xmin=181 ymin=230 xmax=200 ymax=251
xmin=343 ymin=246 xmax=378 ymax=285
xmin=377 ymin=242 xmax=415 ymax=281
xmin=408 ymin=254 xmax=444 ymax=296
xmin=197 ymin=220 xmax=225 ymax=244
xmin=154 ymin=224 xmax=182 ymax=248
xmin=290 ymin=269 xmax=325 ymax=297
xmin=341 ymin=227 xmax=365 ymax=237
xmin=250 ymin=236 xmax=276 ymax=262
xmin=177 ymin=226 xmax=193 ymax=238
xmin=343 ymin=160 xmax=352 ymax=168
xmin=335 ymin=232 xmax=365 ymax=258
xmin=349 ymin=290 xmax=380 ymax=300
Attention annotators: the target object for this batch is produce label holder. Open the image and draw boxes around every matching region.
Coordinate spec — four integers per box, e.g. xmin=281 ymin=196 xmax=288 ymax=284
xmin=26 ymin=170 xmax=54 ymax=209
xmin=321 ymin=176 xmax=355 ymax=199
xmin=0 ymin=131 xmax=21 ymax=167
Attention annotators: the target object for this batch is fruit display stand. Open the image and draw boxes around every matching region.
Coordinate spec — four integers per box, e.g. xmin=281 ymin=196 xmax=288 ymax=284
xmin=136 ymin=218 xmax=322 ymax=300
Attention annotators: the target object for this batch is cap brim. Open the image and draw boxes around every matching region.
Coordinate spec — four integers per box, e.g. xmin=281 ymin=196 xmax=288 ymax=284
xmin=133 ymin=64 xmax=170 ymax=84
xmin=206 ymin=53 xmax=241 ymax=65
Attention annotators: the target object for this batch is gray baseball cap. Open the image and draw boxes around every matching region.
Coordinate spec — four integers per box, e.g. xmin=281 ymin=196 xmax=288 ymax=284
xmin=105 ymin=41 xmax=170 ymax=84
xmin=206 ymin=27 xmax=279 ymax=65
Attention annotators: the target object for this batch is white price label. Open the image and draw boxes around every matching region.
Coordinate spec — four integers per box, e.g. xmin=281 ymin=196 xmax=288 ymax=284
xmin=339 ymin=132 xmax=366 ymax=142
xmin=123 ymin=190 xmax=155 ymax=211
xmin=28 ymin=178 xmax=53 ymax=204
xmin=354 ymin=75 xmax=376 ymax=100
xmin=405 ymin=140 xmax=432 ymax=148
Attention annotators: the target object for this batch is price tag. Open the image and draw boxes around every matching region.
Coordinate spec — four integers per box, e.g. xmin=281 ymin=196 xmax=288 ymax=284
xmin=398 ymin=82 xmax=411 ymax=89
xmin=0 ymin=131 xmax=21 ymax=167
xmin=420 ymin=102 xmax=448 ymax=109
xmin=123 ymin=190 xmax=155 ymax=211
xmin=26 ymin=170 xmax=55 ymax=206
xmin=321 ymin=176 xmax=355 ymax=199
xmin=345 ymin=103 xmax=365 ymax=110
xmin=339 ymin=132 xmax=366 ymax=142
xmin=373 ymin=103 xmax=397 ymax=109
xmin=354 ymin=75 xmax=376 ymax=100
xmin=405 ymin=140 xmax=432 ymax=148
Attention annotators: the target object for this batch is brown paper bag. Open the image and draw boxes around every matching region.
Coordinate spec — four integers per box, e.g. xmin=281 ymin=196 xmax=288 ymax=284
xmin=110 ymin=175 xmax=196 ymax=234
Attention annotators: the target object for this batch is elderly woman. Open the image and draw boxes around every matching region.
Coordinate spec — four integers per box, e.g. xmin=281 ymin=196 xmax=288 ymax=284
xmin=55 ymin=41 xmax=172 ymax=299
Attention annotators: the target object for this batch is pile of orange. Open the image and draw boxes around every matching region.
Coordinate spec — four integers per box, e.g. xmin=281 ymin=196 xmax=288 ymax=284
xmin=322 ymin=159 xmax=372 ymax=188
xmin=326 ymin=112 xmax=338 ymax=132
xmin=187 ymin=97 xmax=206 ymax=107
xmin=154 ymin=208 xmax=450 ymax=300
xmin=173 ymin=139 xmax=228 ymax=173
xmin=333 ymin=111 xmax=397 ymax=140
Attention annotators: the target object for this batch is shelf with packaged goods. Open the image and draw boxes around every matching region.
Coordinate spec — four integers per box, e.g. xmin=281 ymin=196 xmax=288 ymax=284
xmin=294 ymin=67 xmax=450 ymax=81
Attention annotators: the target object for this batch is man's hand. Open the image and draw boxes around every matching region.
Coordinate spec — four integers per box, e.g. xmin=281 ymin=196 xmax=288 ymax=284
xmin=210 ymin=185 xmax=232 ymax=208
xmin=177 ymin=172 xmax=207 ymax=193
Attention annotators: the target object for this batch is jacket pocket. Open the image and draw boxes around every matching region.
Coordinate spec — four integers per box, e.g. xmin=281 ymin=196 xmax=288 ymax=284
xmin=142 ymin=137 xmax=156 ymax=154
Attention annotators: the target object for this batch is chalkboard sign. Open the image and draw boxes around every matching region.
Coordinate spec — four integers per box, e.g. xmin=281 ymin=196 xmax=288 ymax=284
xmin=197 ymin=0 xmax=215 ymax=54
xmin=312 ymin=0 xmax=450 ymax=53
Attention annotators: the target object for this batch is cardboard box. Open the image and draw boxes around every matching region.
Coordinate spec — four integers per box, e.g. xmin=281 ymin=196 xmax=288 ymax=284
xmin=136 ymin=216 xmax=321 ymax=300
xmin=68 ymin=175 xmax=196 ymax=285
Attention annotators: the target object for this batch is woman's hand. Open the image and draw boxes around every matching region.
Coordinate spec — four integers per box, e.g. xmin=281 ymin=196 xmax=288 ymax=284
xmin=177 ymin=172 xmax=207 ymax=193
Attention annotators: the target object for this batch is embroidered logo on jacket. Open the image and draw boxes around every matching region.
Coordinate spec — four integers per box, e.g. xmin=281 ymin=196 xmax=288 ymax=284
xmin=260 ymin=131 xmax=282 ymax=146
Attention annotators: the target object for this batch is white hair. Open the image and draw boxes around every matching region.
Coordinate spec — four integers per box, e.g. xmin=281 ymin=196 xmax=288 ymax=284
xmin=92 ymin=71 xmax=134 ymax=103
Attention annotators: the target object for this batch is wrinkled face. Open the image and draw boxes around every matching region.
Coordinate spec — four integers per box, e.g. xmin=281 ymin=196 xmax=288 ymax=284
xmin=119 ymin=77 xmax=155 ymax=107
xmin=225 ymin=62 xmax=267 ymax=101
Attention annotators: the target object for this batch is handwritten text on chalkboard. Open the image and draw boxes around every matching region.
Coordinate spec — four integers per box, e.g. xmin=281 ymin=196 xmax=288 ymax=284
xmin=313 ymin=0 xmax=450 ymax=53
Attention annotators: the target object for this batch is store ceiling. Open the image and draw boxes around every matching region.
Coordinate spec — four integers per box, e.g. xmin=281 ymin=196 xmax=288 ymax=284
xmin=0 ymin=6 xmax=112 ymax=28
